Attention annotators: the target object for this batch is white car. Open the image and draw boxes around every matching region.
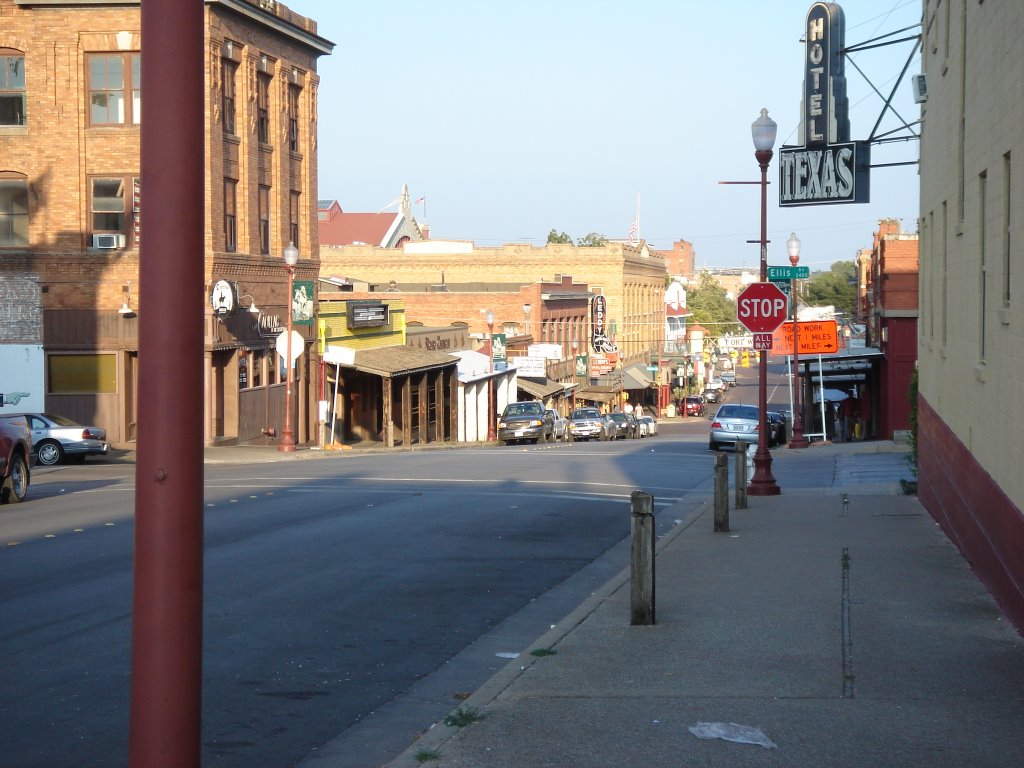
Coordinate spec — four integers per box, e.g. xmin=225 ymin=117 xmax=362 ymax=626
xmin=637 ymin=415 xmax=658 ymax=437
xmin=545 ymin=409 xmax=569 ymax=442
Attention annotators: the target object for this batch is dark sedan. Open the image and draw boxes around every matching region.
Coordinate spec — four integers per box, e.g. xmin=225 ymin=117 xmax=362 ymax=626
xmin=605 ymin=412 xmax=637 ymax=439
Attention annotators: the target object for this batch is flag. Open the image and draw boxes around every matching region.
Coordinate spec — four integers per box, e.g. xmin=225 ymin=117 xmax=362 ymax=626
xmin=628 ymin=214 xmax=638 ymax=244
xmin=414 ymin=197 xmax=425 ymax=205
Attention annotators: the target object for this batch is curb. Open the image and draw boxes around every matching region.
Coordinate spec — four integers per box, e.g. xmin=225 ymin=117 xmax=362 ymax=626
xmin=384 ymin=496 xmax=713 ymax=767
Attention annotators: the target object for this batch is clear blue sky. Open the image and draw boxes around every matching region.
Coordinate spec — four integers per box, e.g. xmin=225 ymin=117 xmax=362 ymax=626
xmin=289 ymin=0 xmax=922 ymax=271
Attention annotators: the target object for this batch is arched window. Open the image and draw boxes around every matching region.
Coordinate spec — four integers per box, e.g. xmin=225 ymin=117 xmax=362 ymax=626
xmin=0 ymin=171 xmax=28 ymax=246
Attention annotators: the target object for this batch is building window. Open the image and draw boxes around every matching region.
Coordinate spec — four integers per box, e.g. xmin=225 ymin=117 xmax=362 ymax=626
xmin=222 ymin=59 xmax=237 ymax=135
xmin=258 ymin=185 xmax=270 ymax=255
xmin=0 ymin=173 xmax=28 ymax=246
xmin=90 ymin=176 xmax=132 ymax=242
xmin=48 ymin=354 xmax=117 ymax=394
xmin=257 ymin=71 xmax=271 ymax=143
xmin=287 ymin=83 xmax=300 ymax=151
xmin=88 ymin=53 xmax=140 ymax=125
xmin=0 ymin=50 xmax=26 ymax=126
xmin=289 ymin=191 xmax=300 ymax=249
xmin=224 ymin=179 xmax=237 ymax=252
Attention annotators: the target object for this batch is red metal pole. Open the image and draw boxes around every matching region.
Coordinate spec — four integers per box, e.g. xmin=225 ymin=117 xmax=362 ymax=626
xmin=130 ymin=0 xmax=205 ymax=764
xmin=748 ymin=149 xmax=780 ymax=496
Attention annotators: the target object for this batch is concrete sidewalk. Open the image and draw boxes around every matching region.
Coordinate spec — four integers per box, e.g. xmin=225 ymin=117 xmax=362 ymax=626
xmin=373 ymin=442 xmax=1024 ymax=768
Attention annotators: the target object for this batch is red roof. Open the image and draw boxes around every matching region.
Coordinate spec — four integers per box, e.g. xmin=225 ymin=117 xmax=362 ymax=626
xmin=319 ymin=211 xmax=399 ymax=247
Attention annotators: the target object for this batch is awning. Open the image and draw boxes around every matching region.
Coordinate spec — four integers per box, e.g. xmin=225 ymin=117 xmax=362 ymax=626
xmin=622 ymin=363 xmax=654 ymax=389
xmin=517 ymin=377 xmax=566 ymax=400
xmin=326 ymin=344 xmax=458 ymax=377
xmin=575 ymin=386 xmax=619 ymax=404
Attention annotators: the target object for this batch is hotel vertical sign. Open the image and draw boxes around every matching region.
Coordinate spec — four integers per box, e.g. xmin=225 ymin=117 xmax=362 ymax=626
xmin=779 ymin=2 xmax=870 ymax=206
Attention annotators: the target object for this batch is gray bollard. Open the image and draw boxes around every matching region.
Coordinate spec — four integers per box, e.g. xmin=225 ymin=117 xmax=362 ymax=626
xmin=630 ymin=490 xmax=655 ymax=625
xmin=713 ymin=452 xmax=729 ymax=532
xmin=735 ymin=442 xmax=748 ymax=509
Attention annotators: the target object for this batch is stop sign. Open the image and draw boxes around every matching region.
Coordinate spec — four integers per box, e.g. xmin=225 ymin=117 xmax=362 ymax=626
xmin=736 ymin=282 xmax=788 ymax=334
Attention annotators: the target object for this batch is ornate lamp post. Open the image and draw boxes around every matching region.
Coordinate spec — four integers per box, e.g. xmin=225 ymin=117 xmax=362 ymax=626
xmin=787 ymin=232 xmax=809 ymax=448
xmin=278 ymin=241 xmax=299 ymax=452
xmin=748 ymin=108 xmax=781 ymax=495
xmin=486 ymin=309 xmax=496 ymax=441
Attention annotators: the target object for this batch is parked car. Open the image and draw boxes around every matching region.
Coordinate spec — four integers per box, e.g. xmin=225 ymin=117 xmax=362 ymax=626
xmin=497 ymin=401 xmax=554 ymax=445
xmin=568 ymin=407 xmax=615 ymax=442
xmin=637 ymin=415 xmax=658 ymax=437
xmin=13 ymin=412 xmax=110 ymax=466
xmin=545 ymin=409 xmax=569 ymax=442
xmin=720 ymin=370 xmax=737 ymax=387
xmin=766 ymin=410 xmax=787 ymax=446
xmin=605 ymin=412 xmax=637 ymax=439
xmin=0 ymin=414 xmax=31 ymax=503
xmin=708 ymin=403 xmax=760 ymax=451
xmin=684 ymin=396 xmax=706 ymax=417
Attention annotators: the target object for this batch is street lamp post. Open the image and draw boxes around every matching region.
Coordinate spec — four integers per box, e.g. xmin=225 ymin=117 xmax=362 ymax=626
xmin=278 ymin=241 xmax=299 ymax=452
xmin=748 ymin=108 xmax=781 ymax=495
xmin=787 ymin=232 xmax=809 ymax=448
xmin=486 ymin=309 xmax=496 ymax=441
xmin=570 ymin=338 xmax=579 ymax=412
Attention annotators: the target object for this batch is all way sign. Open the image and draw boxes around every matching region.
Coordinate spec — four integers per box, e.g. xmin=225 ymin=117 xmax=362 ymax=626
xmin=771 ymin=320 xmax=839 ymax=355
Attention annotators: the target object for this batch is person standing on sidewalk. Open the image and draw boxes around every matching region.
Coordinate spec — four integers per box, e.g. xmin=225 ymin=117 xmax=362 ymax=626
xmin=838 ymin=391 xmax=858 ymax=442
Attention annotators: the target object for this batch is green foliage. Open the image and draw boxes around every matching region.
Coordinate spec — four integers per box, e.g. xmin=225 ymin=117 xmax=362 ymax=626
xmin=907 ymin=366 xmax=918 ymax=477
xmin=687 ymin=270 xmax=741 ymax=335
xmin=547 ymin=229 xmax=573 ymax=244
xmin=443 ymin=707 xmax=487 ymax=728
xmin=576 ymin=232 xmax=607 ymax=247
xmin=415 ymin=749 xmax=441 ymax=763
xmin=803 ymin=260 xmax=857 ymax=317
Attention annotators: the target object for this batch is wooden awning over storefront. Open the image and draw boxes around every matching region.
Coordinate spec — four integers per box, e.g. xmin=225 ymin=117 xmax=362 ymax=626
xmin=516 ymin=377 xmax=567 ymax=400
xmin=349 ymin=346 xmax=459 ymax=377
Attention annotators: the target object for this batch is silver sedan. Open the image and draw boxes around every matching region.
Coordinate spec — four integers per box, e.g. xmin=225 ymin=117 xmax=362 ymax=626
xmin=15 ymin=413 xmax=110 ymax=466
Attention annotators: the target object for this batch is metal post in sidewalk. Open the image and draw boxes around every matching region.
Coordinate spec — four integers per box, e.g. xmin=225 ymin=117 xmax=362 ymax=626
xmin=714 ymin=452 xmax=729 ymax=532
xmin=630 ymin=490 xmax=656 ymax=625
xmin=735 ymin=442 xmax=748 ymax=509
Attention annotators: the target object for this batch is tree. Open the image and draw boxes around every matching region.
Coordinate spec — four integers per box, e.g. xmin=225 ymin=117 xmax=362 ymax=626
xmin=546 ymin=229 xmax=573 ymax=244
xmin=686 ymin=270 xmax=741 ymax=337
xmin=576 ymin=232 xmax=607 ymax=247
xmin=803 ymin=260 xmax=856 ymax=317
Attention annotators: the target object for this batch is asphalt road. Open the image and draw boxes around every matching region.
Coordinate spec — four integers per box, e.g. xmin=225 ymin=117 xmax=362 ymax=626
xmin=2 ymin=424 xmax=723 ymax=768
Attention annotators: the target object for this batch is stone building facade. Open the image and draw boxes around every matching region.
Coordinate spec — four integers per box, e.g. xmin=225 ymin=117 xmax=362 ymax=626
xmin=917 ymin=0 xmax=1024 ymax=631
xmin=0 ymin=0 xmax=332 ymax=445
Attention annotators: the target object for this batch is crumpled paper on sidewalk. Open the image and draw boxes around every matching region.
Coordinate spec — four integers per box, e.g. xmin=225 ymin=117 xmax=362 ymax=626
xmin=688 ymin=721 xmax=778 ymax=749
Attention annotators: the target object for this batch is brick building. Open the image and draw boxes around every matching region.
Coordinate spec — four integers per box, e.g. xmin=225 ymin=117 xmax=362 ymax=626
xmin=319 ymin=239 xmax=667 ymax=367
xmin=0 ymin=0 xmax=332 ymax=446
xmin=917 ymin=0 xmax=1024 ymax=630
xmin=855 ymin=218 xmax=918 ymax=440
xmin=656 ymin=239 xmax=696 ymax=282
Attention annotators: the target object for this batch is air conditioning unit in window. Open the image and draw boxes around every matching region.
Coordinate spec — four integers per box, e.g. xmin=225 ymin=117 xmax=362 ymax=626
xmin=93 ymin=233 xmax=126 ymax=249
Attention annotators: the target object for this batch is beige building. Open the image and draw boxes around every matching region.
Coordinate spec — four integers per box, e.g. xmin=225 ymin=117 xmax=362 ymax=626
xmin=319 ymin=239 xmax=667 ymax=365
xmin=917 ymin=0 xmax=1024 ymax=631
xmin=0 ymin=0 xmax=332 ymax=446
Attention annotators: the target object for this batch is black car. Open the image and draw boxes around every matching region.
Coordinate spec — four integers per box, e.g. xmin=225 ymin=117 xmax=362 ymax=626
xmin=605 ymin=412 xmax=637 ymax=439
